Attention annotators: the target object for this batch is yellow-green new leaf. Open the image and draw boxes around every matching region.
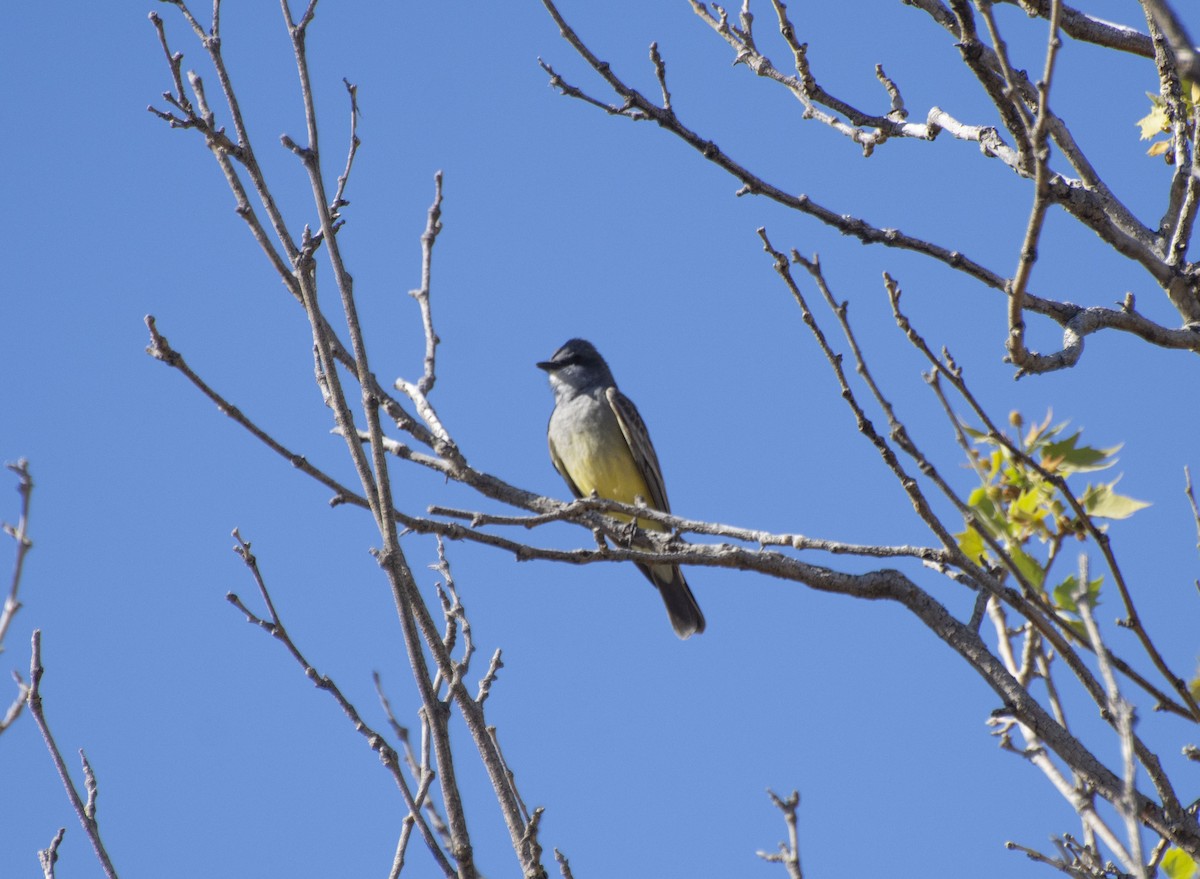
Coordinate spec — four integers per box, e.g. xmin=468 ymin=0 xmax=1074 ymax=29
xmin=1162 ymin=847 xmax=1198 ymax=879
xmin=1007 ymin=544 xmax=1045 ymax=591
xmin=956 ymin=526 xmax=987 ymax=562
xmin=1041 ymin=432 xmax=1120 ymax=473
xmin=965 ymin=489 xmax=1008 ymax=541
xmin=1081 ymin=482 xmax=1151 ymax=520
xmin=1137 ymin=104 xmax=1168 ymax=139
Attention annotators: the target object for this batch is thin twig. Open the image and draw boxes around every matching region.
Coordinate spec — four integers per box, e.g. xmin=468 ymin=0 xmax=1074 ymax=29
xmin=271 ymin=28 xmax=499 ymax=854
xmin=554 ymin=848 xmax=575 ymax=879
xmin=542 ymin=0 xmax=1200 ymax=356
xmin=37 ymin=827 xmax=66 ymax=879
xmin=27 ymin=632 xmax=121 ymax=879
xmin=1006 ymin=0 xmax=1068 ymax=375
xmin=890 ymin=282 xmax=1200 ymax=721
xmin=0 ymin=460 xmax=33 ymax=736
xmin=228 ymin=530 xmax=457 ymax=877
xmin=329 ymin=78 xmax=361 ymax=222
xmin=1185 ymin=467 xmax=1200 ymax=554
xmin=410 ymin=172 xmax=445 ymax=396
xmin=0 ymin=460 xmax=34 ymax=656
xmin=756 ymin=789 xmax=803 ymax=879
xmin=1075 ymin=555 xmax=1148 ymax=879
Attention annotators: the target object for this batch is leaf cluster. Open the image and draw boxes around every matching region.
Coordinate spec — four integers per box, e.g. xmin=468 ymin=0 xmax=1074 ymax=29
xmin=956 ymin=412 xmax=1149 ymax=616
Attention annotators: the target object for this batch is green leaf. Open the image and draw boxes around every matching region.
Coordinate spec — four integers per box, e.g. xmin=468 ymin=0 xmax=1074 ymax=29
xmin=1041 ymin=432 xmax=1120 ymax=473
xmin=985 ymin=449 xmax=1004 ymax=481
xmin=1163 ymin=847 xmax=1198 ymax=879
xmin=1013 ymin=487 xmax=1045 ymax=517
xmin=1081 ymin=481 xmax=1151 ymax=519
xmin=1007 ymin=544 xmax=1045 ymax=591
xmin=956 ymin=526 xmax=987 ymax=561
xmin=1052 ymin=574 xmax=1103 ymax=614
xmin=965 ymin=490 xmax=1007 ymax=541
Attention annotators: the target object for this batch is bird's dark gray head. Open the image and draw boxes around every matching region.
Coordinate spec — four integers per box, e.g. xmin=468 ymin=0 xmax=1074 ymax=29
xmin=536 ymin=338 xmax=617 ymax=394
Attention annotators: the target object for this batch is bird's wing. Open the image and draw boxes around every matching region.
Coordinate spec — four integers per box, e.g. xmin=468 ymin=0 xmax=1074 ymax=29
xmin=606 ymin=386 xmax=671 ymax=513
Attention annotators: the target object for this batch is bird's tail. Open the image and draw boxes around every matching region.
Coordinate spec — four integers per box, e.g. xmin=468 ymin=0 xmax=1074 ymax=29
xmin=639 ymin=563 xmax=706 ymax=639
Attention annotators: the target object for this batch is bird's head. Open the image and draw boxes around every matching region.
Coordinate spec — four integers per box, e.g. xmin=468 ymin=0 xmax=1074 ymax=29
xmin=537 ymin=338 xmax=616 ymax=395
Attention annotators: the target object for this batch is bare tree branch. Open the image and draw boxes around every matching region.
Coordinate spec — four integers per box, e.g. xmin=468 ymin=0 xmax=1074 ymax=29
xmin=227 ymin=530 xmax=457 ymax=877
xmin=27 ymin=632 xmax=120 ymax=879
xmin=553 ymin=848 xmax=575 ymax=879
xmin=756 ymin=789 xmax=804 ymax=879
xmin=995 ymin=0 xmax=1154 ymax=57
xmin=1075 ymin=556 xmax=1149 ymax=879
xmin=539 ymin=0 xmax=1200 ymax=368
xmin=0 ymin=460 xmax=33 ymax=737
xmin=138 ymin=2 xmax=1200 ymax=874
xmin=1 ymin=461 xmax=33 ymax=659
xmin=148 ymin=6 xmax=551 ymax=873
xmin=1141 ymin=3 xmax=1200 ymax=271
xmin=1006 ymin=0 xmax=1070 ymax=374
xmin=1142 ymin=0 xmax=1200 ymax=83
xmin=37 ymin=828 xmax=65 ymax=879
xmin=411 ymin=172 xmax=444 ymax=396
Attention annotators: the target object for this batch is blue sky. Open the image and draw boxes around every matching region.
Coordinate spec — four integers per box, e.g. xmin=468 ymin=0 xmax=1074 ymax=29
xmin=3 ymin=2 xmax=1199 ymax=877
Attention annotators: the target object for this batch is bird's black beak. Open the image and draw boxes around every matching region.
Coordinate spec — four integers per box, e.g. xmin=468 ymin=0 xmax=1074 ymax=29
xmin=536 ymin=359 xmax=558 ymax=372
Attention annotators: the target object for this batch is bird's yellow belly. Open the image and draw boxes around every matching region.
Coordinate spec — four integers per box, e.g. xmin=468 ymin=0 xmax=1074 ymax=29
xmin=553 ymin=426 xmax=664 ymax=531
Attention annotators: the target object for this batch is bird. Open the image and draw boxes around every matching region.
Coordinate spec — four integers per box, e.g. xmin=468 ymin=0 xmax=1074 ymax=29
xmin=537 ymin=338 xmax=705 ymax=638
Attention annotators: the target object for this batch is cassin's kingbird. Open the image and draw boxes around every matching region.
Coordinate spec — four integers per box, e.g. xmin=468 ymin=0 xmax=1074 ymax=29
xmin=537 ymin=339 xmax=705 ymax=639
